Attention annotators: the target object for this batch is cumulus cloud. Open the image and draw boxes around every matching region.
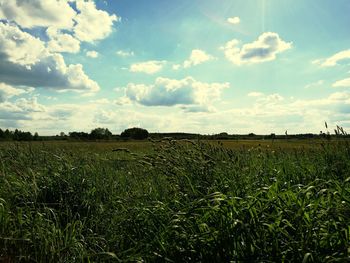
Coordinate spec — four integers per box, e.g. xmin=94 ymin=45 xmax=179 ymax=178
xmin=123 ymin=77 xmax=229 ymax=111
xmin=86 ymin=50 xmax=99 ymax=58
xmin=73 ymin=0 xmax=118 ymax=42
xmin=116 ymin=50 xmax=134 ymax=57
xmin=46 ymin=27 xmax=80 ymax=53
xmin=130 ymin=60 xmax=165 ymax=74
xmin=333 ymin=78 xmax=350 ymax=88
xmin=0 ymin=22 xmax=47 ymax=66
xmin=183 ymin=49 xmax=214 ymax=68
xmin=0 ymin=0 xmax=118 ymax=44
xmin=222 ymin=32 xmax=292 ymax=65
xmin=0 ymin=0 xmax=76 ymax=29
xmin=321 ymin=50 xmax=350 ymax=67
xmin=2 ymin=91 xmax=350 ymax=135
xmin=0 ymin=23 xmax=99 ymax=93
xmin=227 ymin=17 xmax=240 ymax=25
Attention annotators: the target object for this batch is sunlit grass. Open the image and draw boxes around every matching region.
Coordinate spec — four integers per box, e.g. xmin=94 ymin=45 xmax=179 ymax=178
xmin=0 ymin=139 xmax=349 ymax=262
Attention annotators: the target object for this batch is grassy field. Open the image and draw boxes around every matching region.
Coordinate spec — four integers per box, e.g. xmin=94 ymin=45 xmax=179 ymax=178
xmin=0 ymin=139 xmax=349 ymax=262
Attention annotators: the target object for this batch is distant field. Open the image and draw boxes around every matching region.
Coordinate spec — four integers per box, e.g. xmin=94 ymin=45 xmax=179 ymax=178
xmin=210 ymin=138 xmax=326 ymax=150
xmin=0 ymin=138 xmax=349 ymax=262
xmin=0 ymin=137 xmax=331 ymax=152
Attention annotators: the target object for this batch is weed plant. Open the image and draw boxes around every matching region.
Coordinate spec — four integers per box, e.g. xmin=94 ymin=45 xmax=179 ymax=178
xmin=0 ymin=138 xmax=349 ymax=262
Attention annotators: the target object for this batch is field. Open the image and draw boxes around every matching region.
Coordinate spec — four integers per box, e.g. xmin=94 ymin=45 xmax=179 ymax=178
xmin=0 ymin=139 xmax=349 ymax=262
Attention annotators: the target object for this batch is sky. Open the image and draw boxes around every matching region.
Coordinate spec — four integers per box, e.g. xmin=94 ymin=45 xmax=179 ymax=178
xmin=0 ymin=0 xmax=350 ymax=135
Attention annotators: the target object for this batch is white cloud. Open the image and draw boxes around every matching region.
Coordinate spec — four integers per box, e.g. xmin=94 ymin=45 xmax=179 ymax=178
xmin=15 ymin=97 xmax=46 ymax=113
xmin=46 ymin=27 xmax=80 ymax=53
xmin=321 ymin=50 xmax=350 ymax=67
xmin=0 ymin=22 xmax=47 ymax=66
xmin=0 ymin=0 xmax=118 ymax=44
xmin=123 ymin=77 xmax=229 ymax=111
xmin=333 ymin=78 xmax=350 ymax=88
xmin=222 ymin=32 xmax=292 ymax=65
xmin=116 ymin=50 xmax=134 ymax=57
xmin=86 ymin=50 xmax=99 ymax=58
xmin=115 ymin=96 xmax=133 ymax=106
xmin=0 ymin=83 xmax=26 ymax=102
xmin=0 ymin=0 xmax=76 ymax=29
xmin=183 ymin=49 xmax=214 ymax=68
xmin=248 ymin=92 xmax=264 ymax=97
xmin=0 ymin=96 xmax=46 ymax=123
xmin=74 ymin=0 xmax=118 ymax=42
xmin=304 ymin=80 xmax=324 ymax=89
xmin=257 ymin=93 xmax=284 ymax=104
xmin=90 ymin=98 xmax=111 ymax=104
xmin=0 ymin=23 xmax=99 ymax=93
xmin=227 ymin=17 xmax=240 ymax=25
xmin=2 ymin=90 xmax=350 ymax=135
xmin=130 ymin=60 xmax=165 ymax=74
xmin=172 ymin=64 xmax=181 ymax=70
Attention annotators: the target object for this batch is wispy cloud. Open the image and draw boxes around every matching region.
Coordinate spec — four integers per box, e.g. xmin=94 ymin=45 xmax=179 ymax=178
xmin=130 ymin=60 xmax=166 ymax=74
xmin=116 ymin=50 xmax=134 ymax=57
xmin=247 ymin=92 xmax=264 ymax=97
xmin=304 ymin=80 xmax=324 ymax=89
xmin=320 ymin=50 xmax=350 ymax=67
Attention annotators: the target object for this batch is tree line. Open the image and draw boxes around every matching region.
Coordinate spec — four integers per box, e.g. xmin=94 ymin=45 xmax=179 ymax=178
xmin=0 ymin=127 xmax=149 ymax=141
xmin=0 ymin=126 xmax=348 ymax=142
xmin=69 ymin=127 xmax=149 ymax=140
xmin=0 ymin=128 xmax=39 ymax=141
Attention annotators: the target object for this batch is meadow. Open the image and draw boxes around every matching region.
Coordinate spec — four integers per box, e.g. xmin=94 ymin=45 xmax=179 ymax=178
xmin=0 ymin=138 xmax=349 ymax=262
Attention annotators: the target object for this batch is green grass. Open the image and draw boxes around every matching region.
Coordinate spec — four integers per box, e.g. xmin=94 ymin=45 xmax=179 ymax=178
xmin=0 ymin=139 xmax=349 ymax=262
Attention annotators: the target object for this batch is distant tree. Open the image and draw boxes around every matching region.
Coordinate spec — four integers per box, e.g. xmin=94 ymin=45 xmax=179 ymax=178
xmin=33 ymin=132 xmax=39 ymax=141
xmin=121 ymin=127 xmax=149 ymax=140
xmin=90 ymin=127 xmax=112 ymax=140
xmin=18 ymin=131 xmax=33 ymax=141
xmin=4 ymin=129 xmax=11 ymax=140
xmin=69 ymin=131 xmax=90 ymax=140
xmin=13 ymin=129 xmax=19 ymax=140
xmin=216 ymin=132 xmax=229 ymax=139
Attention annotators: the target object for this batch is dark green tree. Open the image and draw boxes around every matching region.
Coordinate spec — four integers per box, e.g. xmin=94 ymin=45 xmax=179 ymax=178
xmin=121 ymin=127 xmax=149 ymax=140
xmin=90 ymin=127 xmax=112 ymax=140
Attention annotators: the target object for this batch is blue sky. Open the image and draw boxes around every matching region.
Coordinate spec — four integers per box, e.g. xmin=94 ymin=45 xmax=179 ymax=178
xmin=0 ymin=0 xmax=350 ymax=135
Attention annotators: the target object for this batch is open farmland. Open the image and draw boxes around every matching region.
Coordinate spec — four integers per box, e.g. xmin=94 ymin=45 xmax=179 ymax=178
xmin=0 ymin=139 xmax=349 ymax=262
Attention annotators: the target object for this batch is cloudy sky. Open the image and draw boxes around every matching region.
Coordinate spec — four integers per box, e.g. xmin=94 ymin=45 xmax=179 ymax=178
xmin=0 ymin=0 xmax=350 ymax=135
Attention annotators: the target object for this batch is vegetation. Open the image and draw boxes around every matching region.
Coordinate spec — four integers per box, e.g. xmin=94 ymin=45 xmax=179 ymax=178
xmin=0 ymin=128 xmax=38 ymax=141
xmin=121 ymin=127 xmax=149 ymax=140
xmin=0 ymin=135 xmax=349 ymax=262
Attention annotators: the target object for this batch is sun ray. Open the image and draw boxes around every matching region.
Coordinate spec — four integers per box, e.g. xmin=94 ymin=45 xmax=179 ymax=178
xmin=261 ymin=0 xmax=266 ymax=32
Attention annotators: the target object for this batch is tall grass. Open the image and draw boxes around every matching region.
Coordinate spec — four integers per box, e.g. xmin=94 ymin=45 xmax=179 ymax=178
xmin=0 ymin=139 xmax=349 ymax=262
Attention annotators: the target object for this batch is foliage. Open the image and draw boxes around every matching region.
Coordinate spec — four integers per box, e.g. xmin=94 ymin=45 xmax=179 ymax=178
xmin=68 ymin=128 xmax=112 ymax=140
xmin=0 ymin=128 xmax=38 ymax=141
xmin=0 ymin=139 xmax=349 ymax=262
xmin=90 ymin=127 xmax=112 ymax=140
xmin=121 ymin=127 xmax=149 ymax=140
